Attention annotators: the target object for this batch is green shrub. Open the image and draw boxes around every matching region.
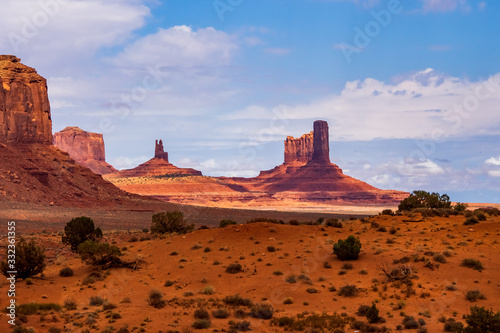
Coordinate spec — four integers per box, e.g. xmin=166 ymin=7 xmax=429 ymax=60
xmin=381 ymin=209 xmax=394 ymax=215
xmin=229 ymin=320 xmax=251 ymax=331
xmin=77 ymin=241 xmax=122 ymax=267
xmin=461 ymin=258 xmax=484 ymax=270
xmin=64 ymin=298 xmax=77 ymax=310
xmin=267 ymin=246 xmax=276 ymax=252
xmin=402 ymin=316 xmax=419 ymax=329
xmin=463 ymin=306 xmax=500 ymax=332
xmin=454 ymin=202 xmax=468 ymax=212
xmin=150 ymin=211 xmax=194 ymax=234
xmin=89 ymin=296 xmax=104 ymax=306
xmin=62 ymin=216 xmax=102 ymax=252
xmin=247 ymin=217 xmax=281 ymax=224
xmin=219 ymin=219 xmax=237 ymax=228
xmin=250 ymin=303 xmax=274 ymax=319
xmin=148 ymin=289 xmax=165 ymax=308
xmin=398 ymin=190 xmax=451 ymax=211
xmin=357 ymin=305 xmax=371 ymax=316
xmin=59 ymin=267 xmax=74 ymax=277
xmin=272 ymin=313 xmax=350 ymax=331
xmin=333 ymin=235 xmax=361 ymax=260
xmin=473 ymin=210 xmax=487 ymax=221
xmin=1 ymin=238 xmax=46 ymax=279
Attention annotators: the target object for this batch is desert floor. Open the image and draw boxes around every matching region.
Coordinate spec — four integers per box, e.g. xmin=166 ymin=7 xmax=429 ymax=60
xmin=0 ymin=212 xmax=498 ymax=332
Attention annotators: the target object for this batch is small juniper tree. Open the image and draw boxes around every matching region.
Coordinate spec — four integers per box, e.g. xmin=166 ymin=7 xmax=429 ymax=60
xmin=62 ymin=216 xmax=102 ymax=252
xmin=333 ymin=235 xmax=361 ymax=261
xmin=150 ymin=211 xmax=194 ymax=234
xmin=1 ymin=238 xmax=46 ymax=279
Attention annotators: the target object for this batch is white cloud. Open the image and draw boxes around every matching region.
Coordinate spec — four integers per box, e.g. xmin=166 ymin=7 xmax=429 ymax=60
xmin=112 ymin=155 xmax=149 ymax=170
xmin=485 ymin=157 xmax=500 ymax=166
xmin=112 ymin=25 xmax=238 ymax=69
xmin=226 ymin=69 xmax=500 ymax=141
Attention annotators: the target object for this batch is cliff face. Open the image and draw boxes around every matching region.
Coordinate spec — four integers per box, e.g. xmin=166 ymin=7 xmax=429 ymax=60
xmin=155 ymin=139 xmax=169 ymax=161
xmin=312 ymin=120 xmax=330 ymax=164
xmin=0 ymin=55 xmax=52 ymax=144
xmin=53 ymin=127 xmax=116 ymax=175
xmin=284 ymin=132 xmax=313 ymax=164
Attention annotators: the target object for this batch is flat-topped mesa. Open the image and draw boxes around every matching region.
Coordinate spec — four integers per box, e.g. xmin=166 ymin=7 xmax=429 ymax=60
xmin=284 ymin=131 xmax=313 ymax=164
xmin=312 ymin=120 xmax=330 ymax=164
xmin=53 ymin=126 xmax=116 ymax=175
xmin=0 ymin=55 xmax=52 ymax=144
xmin=155 ymin=139 xmax=169 ymax=161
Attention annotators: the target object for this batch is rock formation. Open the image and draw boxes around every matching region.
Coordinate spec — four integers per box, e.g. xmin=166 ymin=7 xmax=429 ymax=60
xmin=312 ymin=120 xmax=330 ymax=164
xmin=53 ymin=127 xmax=117 ymax=175
xmin=284 ymin=132 xmax=313 ymax=164
xmin=108 ymin=140 xmax=202 ymax=178
xmin=0 ymin=55 xmax=52 ymax=144
xmin=155 ymin=139 xmax=169 ymax=161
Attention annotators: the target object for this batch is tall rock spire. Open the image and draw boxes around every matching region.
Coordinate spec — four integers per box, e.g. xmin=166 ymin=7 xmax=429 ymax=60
xmin=312 ymin=120 xmax=330 ymax=164
xmin=154 ymin=139 xmax=169 ymax=161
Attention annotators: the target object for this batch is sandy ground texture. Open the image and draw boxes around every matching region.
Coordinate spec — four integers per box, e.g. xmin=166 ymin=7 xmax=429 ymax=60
xmin=0 ymin=212 xmax=498 ymax=332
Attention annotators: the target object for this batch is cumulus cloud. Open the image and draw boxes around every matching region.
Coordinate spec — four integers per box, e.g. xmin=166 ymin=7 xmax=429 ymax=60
xmin=226 ymin=69 xmax=500 ymax=141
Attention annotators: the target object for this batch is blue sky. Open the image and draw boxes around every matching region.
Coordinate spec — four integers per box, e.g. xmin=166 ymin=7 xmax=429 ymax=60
xmin=1 ymin=0 xmax=500 ymax=203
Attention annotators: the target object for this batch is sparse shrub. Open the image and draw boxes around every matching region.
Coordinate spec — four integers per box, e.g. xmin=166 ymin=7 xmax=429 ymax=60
xmin=402 ymin=316 xmax=419 ymax=329
xmin=250 ymin=303 xmax=274 ymax=319
xmin=16 ymin=302 xmax=61 ymax=315
xmin=201 ymin=285 xmax=214 ymax=295
xmin=464 ymin=216 xmax=479 ymax=225
xmin=226 ymin=263 xmax=243 ymax=274
xmin=306 ymin=288 xmax=319 ymax=294
xmin=229 ymin=320 xmax=251 ymax=332
xmin=465 ymin=290 xmax=486 ymax=302
xmin=454 ymin=202 xmax=468 ymax=212
xmin=473 ymin=210 xmax=487 ymax=221
xmin=59 ymin=267 xmax=74 ymax=277
xmin=323 ymin=261 xmax=332 ymax=269
xmin=463 ymin=306 xmax=500 ymax=332
xmin=64 ymin=298 xmax=77 ymax=310
xmin=342 ymin=263 xmax=353 ymax=270
xmin=273 ymin=270 xmax=283 ymax=276
xmin=194 ymin=309 xmax=210 ymax=320
xmin=89 ymin=296 xmax=104 ymax=306
xmin=192 ymin=319 xmax=210 ymax=329
xmin=461 ymin=258 xmax=484 ymax=270
xmin=286 ymin=275 xmax=297 ymax=283
xmin=219 ymin=219 xmax=237 ymax=228
xmin=128 ymin=236 xmax=138 ymax=242
xmin=273 ymin=313 xmax=350 ymax=332
xmin=103 ymin=301 xmax=117 ymax=310
xmin=444 ymin=318 xmax=464 ymax=332
xmin=148 ymin=289 xmax=166 ymax=308
xmin=212 ymin=308 xmax=229 ymax=319
xmin=164 ymin=280 xmax=175 ymax=287
xmin=77 ymin=241 xmax=122 ymax=267
xmin=381 ymin=209 xmax=394 ymax=216
xmin=283 ymin=297 xmax=293 ymax=305
xmin=366 ymin=303 xmax=381 ymax=323
xmin=333 ymin=235 xmax=361 ymax=261
xmin=150 ymin=211 xmax=194 ymax=234
xmin=357 ymin=305 xmax=371 ymax=316
xmin=389 ymin=226 xmax=397 ymax=234
xmin=247 ymin=217 xmax=281 ymax=224
xmin=234 ymin=309 xmax=247 ymax=318
xmin=433 ymin=253 xmax=447 ymax=263
xmin=338 ymin=284 xmax=358 ymax=297
xmin=62 ymin=216 xmax=103 ymax=252
xmin=325 ymin=218 xmax=343 ymax=228
xmin=223 ymin=295 xmax=253 ymax=307
xmin=1 ymin=238 xmax=46 ymax=280
xmin=267 ymin=246 xmax=276 ymax=252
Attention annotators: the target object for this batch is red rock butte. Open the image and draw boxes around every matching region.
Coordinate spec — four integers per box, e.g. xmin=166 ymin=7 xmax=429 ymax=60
xmin=0 ymin=55 xmax=52 ymax=144
xmin=53 ymin=126 xmax=117 ymax=175
xmin=108 ymin=140 xmax=202 ymax=178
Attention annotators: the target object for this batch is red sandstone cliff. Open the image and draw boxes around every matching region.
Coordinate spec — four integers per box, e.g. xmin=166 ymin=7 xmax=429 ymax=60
xmin=0 ymin=55 xmax=52 ymax=144
xmin=53 ymin=127 xmax=117 ymax=175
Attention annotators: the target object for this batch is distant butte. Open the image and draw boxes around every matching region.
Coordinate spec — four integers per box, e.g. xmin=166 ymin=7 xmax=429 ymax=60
xmin=107 ymin=140 xmax=202 ymax=178
xmin=53 ymin=126 xmax=117 ymax=175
